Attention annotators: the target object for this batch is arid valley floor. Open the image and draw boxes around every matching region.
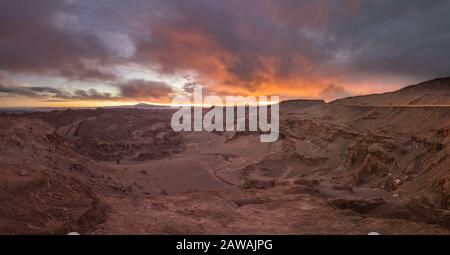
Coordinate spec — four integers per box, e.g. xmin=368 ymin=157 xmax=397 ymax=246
xmin=0 ymin=78 xmax=449 ymax=234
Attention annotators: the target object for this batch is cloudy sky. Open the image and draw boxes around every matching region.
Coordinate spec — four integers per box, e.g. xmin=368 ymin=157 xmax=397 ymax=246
xmin=1 ymin=0 xmax=449 ymax=107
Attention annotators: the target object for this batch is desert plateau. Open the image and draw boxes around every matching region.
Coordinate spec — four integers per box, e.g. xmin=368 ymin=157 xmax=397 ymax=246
xmin=1 ymin=78 xmax=449 ymax=235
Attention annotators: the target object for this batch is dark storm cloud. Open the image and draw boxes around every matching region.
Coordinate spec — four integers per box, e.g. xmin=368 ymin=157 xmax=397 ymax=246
xmin=130 ymin=0 xmax=450 ymax=93
xmin=332 ymin=0 xmax=450 ymax=79
xmin=0 ymin=83 xmax=38 ymax=97
xmin=133 ymin=0 xmax=339 ymax=87
xmin=72 ymin=89 xmax=113 ymax=100
xmin=0 ymin=83 xmax=74 ymax=98
xmin=1 ymin=0 xmax=450 ymax=100
xmin=0 ymin=0 xmax=118 ymax=81
xmin=29 ymin=86 xmax=72 ymax=98
xmin=118 ymin=79 xmax=174 ymax=99
xmin=0 ymin=80 xmax=173 ymax=101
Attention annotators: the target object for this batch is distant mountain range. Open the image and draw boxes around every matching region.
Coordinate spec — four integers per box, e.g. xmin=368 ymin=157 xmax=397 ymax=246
xmin=103 ymin=103 xmax=171 ymax=109
xmin=2 ymin=77 xmax=450 ymax=114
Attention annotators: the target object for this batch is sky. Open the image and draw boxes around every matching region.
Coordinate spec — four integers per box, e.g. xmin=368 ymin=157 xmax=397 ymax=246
xmin=1 ymin=0 xmax=450 ymax=107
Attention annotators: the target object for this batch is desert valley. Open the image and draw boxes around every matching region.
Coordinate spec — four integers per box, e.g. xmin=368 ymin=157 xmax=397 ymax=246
xmin=0 ymin=77 xmax=449 ymax=234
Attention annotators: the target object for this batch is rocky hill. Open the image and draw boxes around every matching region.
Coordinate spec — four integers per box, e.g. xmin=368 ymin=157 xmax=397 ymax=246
xmin=333 ymin=77 xmax=450 ymax=106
